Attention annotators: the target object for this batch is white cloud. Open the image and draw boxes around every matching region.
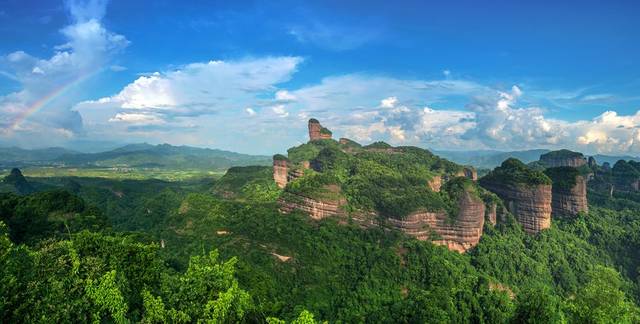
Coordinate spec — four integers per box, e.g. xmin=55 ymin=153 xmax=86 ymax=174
xmin=0 ymin=0 xmax=127 ymax=146
xmin=275 ymin=90 xmax=296 ymax=102
xmin=245 ymin=107 xmax=256 ymax=116
xmin=271 ymin=104 xmax=289 ymax=117
xmin=89 ymin=57 xmax=302 ymax=118
xmin=76 ymin=56 xmax=303 ymax=138
xmin=380 ymin=96 xmax=398 ymax=108
xmin=109 ymin=113 xmax=165 ymax=125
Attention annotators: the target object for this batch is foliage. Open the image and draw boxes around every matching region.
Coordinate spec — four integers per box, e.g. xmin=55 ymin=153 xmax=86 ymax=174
xmin=545 ymin=166 xmax=581 ymax=190
xmin=540 ymin=149 xmax=584 ymax=160
xmin=3 ymin=150 xmax=640 ymax=322
xmin=213 ymin=166 xmax=281 ymax=202
xmin=481 ymin=158 xmax=552 ymax=187
xmin=363 ymin=141 xmax=392 ymax=149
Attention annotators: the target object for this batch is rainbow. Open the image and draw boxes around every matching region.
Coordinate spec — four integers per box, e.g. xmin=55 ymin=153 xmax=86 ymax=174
xmin=6 ymin=68 xmax=104 ymax=132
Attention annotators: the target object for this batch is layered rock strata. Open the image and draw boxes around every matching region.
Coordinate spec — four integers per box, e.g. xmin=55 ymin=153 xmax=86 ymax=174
xmin=480 ymin=182 xmax=552 ymax=234
xmin=551 ymin=175 xmax=588 ymax=217
xmin=308 ymin=119 xmax=332 ymax=141
xmin=540 ymin=151 xmax=587 ymax=168
xmin=273 ymin=158 xmax=288 ymax=188
xmin=386 ymin=191 xmax=485 ymax=253
xmin=278 ymin=185 xmax=347 ymax=220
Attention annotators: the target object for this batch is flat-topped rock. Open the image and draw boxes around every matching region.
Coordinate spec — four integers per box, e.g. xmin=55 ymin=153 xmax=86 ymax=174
xmin=545 ymin=167 xmax=588 ymax=217
xmin=386 ymin=190 xmax=485 ymax=253
xmin=480 ymin=158 xmax=552 ymax=234
xmin=540 ymin=149 xmax=586 ymax=168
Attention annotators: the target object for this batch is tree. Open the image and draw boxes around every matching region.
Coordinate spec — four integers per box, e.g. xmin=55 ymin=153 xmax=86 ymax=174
xmin=566 ymin=266 xmax=640 ymax=323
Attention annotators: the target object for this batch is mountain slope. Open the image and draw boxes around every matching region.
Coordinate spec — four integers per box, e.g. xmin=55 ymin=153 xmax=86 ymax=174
xmin=1 ymin=144 xmax=271 ymax=170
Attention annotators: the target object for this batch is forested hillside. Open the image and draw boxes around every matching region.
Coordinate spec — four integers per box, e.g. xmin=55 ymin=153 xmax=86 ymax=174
xmin=0 ymin=143 xmax=640 ymax=323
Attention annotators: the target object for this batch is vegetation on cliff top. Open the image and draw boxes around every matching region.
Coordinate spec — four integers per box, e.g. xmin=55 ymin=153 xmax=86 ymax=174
xmin=540 ymin=149 xmax=585 ymax=160
xmin=481 ymin=158 xmax=552 ymax=187
xmin=281 ymin=140 xmax=476 ymax=219
xmin=544 ymin=166 xmax=582 ymax=190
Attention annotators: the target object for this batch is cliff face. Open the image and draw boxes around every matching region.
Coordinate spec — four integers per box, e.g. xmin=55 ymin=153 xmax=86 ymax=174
xmin=278 ymin=186 xmax=347 ymax=220
xmin=481 ymin=182 xmax=552 ymax=234
xmin=540 ymin=152 xmax=587 ymax=168
xmin=308 ymin=119 xmax=332 ymax=141
xmin=551 ymin=175 xmax=588 ymax=217
xmin=486 ymin=203 xmax=498 ymax=226
xmin=273 ymin=159 xmax=289 ymax=188
xmin=386 ymin=191 xmax=485 ymax=253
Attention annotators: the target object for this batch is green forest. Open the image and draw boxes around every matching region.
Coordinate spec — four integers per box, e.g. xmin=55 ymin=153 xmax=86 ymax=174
xmin=2 ymin=144 xmax=640 ymax=323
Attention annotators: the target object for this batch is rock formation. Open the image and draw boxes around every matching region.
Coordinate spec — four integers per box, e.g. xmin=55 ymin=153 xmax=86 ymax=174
xmin=480 ymin=159 xmax=552 ymax=234
xmin=308 ymin=118 xmax=332 ymax=141
xmin=610 ymin=160 xmax=640 ymax=192
xmin=481 ymin=182 xmax=551 ymax=233
xmin=544 ymin=166 xmax=589 ymax=217
xmin=386 ymin=190 xmax=485 ymax=253
xmin=486 ymin=202 xmax=498 ymax=226
xmin=273 ymin=156 xmax=289 ymax=188
xmin=540 ymin=149 xmax=587 ymax=168
xmin=279 ymin=185 xmax=347 ymax=220
xmin=588 ymin=156 xmax=597 ymax=168
xmin=459 ymin=167 xmax=478 ymax=181
xmin=551 ymin=175 xmax=588 ymax=217
xmin=428 ymin=175 xmax=442 ymax=192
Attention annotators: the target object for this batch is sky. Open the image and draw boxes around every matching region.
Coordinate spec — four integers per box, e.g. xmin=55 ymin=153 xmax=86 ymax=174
xmin=0 ymin=0 xmax=640 ymax=155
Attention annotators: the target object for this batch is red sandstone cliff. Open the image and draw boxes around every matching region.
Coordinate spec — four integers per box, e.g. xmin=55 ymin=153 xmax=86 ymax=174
xmin=278 ymin=185 xmax=347 ymax=220
xmin=273 ymin=158 xmax=288 ymax=188
xmin=551 ymin=175 xmax=588 ymax=217
xmin=386 ymin=191 xmax=485 ymax=253
xmin=308 ymin=119 xmax=332 ymax=141
xmin=480 ymin=182 xmax=552 ymax=234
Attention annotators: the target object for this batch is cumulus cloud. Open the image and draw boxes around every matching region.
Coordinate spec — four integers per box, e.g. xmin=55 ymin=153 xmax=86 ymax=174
xmin=85 ymin=56 xmax=303 ymax=127
xmin=0 ymin=0 xmax=127 ymax=146
xmin=263 ymin=75 xmax=640 ymax=155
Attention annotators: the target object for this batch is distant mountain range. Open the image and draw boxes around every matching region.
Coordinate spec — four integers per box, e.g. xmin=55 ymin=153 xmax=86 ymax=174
xmin=435 ymin=149 xmax=639 ymax=169
xmin=0 ymin=143 xmax=271 ymax=170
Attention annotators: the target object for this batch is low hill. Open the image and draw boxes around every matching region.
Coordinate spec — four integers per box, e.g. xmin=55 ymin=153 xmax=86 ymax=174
xmin=0 ymin=144 xmax=271 ymax=170
xmin=0 ymin=147 xmax=78 ymax=164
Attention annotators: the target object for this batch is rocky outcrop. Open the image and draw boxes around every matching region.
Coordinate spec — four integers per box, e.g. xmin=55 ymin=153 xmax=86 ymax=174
xmin=540 ymin=150 xmax=587 ymax=168
xmin=454 ymin=167 xmax=477 ymax=181
xmin=486 ymin=202 xmax=498 ymax=225
xmin=588 ymin=156 xmax=597 ymax=168
xmin=428 ymin=175 xmax=442 ymax=192
xmin=279 ymin=186 xmax=347 ymax=220
xmin=463 ymin=167 xmax=478 ymax=181
xmin=308 ymin=119 xmax=332 ymax=141
xmin=273 ymin=157 xmax=289 ymax=188
xmin=386 ymin=191 xmax=485 ymax=253
xmin=480 ymin=182 xmax=552 ymax=234
xmin=551 ymin=175 xmax=588 ymax=217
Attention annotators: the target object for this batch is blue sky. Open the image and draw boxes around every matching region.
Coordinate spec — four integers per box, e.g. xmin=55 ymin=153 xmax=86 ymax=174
xmin=1 ymin=0 xmax=640 ymax=154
